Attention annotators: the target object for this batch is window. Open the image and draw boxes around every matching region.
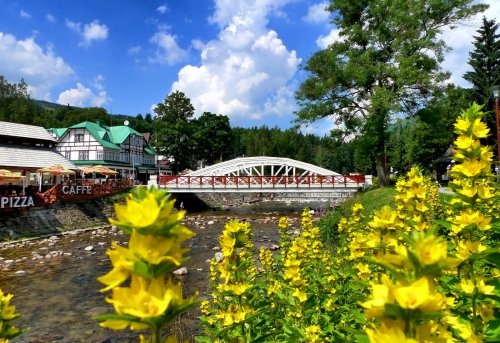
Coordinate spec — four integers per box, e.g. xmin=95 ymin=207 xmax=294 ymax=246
xmin=96 ymin=151 xmax=103 ymax=160
xmin=75 ymin=134 xmax=84 ymax=142
xmin=65 ymin=151 xmax=71 ymax=160
xmin=78 ymin=151 xmax=89 ymax=160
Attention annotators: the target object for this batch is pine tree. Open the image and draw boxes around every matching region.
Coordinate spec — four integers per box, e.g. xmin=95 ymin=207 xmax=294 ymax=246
xmin=463 ymin=17 xmax=500 ymax=147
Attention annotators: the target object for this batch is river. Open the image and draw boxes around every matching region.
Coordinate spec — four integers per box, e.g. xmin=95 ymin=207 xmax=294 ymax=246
xmin=0 ymin=202 xmax=326 ymax=343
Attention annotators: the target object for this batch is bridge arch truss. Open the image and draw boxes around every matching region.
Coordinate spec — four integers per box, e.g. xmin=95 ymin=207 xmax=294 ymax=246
xmin=158 ymin=157 xmax=365 ymax=193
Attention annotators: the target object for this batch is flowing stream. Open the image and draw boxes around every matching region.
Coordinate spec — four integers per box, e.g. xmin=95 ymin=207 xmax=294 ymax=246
xmin=0 ymin=202 xmax=324 ymax=343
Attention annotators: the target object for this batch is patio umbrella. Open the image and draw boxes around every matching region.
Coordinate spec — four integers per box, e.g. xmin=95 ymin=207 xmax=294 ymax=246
xmin=80 ymin=167 xmax=95 ymax=175
xmin=0 ymin=169 xmax=24 ymax=181
xmin=37 ymin=164 xmax=76 ymax=175
xmin=86 ymin=165 xmax=118 ymax=175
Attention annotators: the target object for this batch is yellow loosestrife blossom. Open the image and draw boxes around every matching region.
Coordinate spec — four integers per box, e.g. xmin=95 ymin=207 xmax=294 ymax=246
xmin=97 ymin=187 xmax=197 ymax=343
xmin=0 ymin=289 xmax=24 ymax=342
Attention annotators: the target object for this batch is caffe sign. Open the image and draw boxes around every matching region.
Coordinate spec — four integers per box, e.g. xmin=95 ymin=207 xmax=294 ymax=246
xmin=0 ymin=196 xmax=35 ymax=209
xmin=61 ymin=185 xmax=92 ymax=195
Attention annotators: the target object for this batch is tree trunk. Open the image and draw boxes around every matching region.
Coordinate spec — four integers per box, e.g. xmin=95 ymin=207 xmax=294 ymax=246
xmin=376 ymin=154 xmax=387 ymax=186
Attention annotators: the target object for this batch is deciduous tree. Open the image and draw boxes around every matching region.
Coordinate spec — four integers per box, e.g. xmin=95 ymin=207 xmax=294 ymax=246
xmin=153 ymin=91 xmax=196 ymax=173
xmin=295 ymin=0 xmax=485 ymax=185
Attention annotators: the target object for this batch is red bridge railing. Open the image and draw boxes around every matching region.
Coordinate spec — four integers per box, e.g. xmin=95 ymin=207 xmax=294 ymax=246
xmin=158 ymin=174 xmax=365 ymax=189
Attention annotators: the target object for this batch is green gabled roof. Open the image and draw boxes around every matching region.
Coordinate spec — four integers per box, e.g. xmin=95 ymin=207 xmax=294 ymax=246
xmin=48 ymin=128 xmax=68 ymax=138
xmin=144 ymin=147 xmax=156 ymax=155
xmin=109 ymin=125 xmax=142 ymax=144
xmin=68 ymin=121 xmax=121 ymax=150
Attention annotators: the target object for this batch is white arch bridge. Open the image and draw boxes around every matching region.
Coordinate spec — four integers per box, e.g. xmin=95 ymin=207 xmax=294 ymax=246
xmin=158 ymin=157 xmax=366 ymax=199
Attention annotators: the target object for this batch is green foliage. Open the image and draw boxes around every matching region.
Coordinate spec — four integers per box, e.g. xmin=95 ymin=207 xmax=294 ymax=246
xmin=153 ymin=91 xmax=197 ymax=173
xmin=192 ymin=112 xmax=233 ymax=165
xmin=318 ymin=186 xmax=396 ymax=245
xmin=463 ymin=16 xmax=500 ymax=149
xmin=295 ymin=0 xmax=486 ymax=185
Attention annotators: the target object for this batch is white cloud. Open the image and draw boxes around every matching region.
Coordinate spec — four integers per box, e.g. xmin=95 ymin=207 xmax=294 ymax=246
xmin=149 ymin=31 xmax=187 ymax=65
xmin=46 ymin=14 xmax=56 ymax=22
xmin=316 ymin=28 xmax=341 ymax=49
xmin=0 ymin=32 xmax=73 ymax=100
xmin=128 ymin=45 xmax=141 ymax=54
xmin=66 ymin=19 xmax=108 ymax=47
xmin=57 ymin=82 xmax=110 ymax=107
xmin=171 ymin=0 xmax=300 ymax=126
xmin=435 ymin=0 xmax=499 ymax=86
xmin=303 ymin=2 xmax=329 ymax=24
xmin=157 ymin=5 xmax=168 ymax=14
xmin=20 ymin=10 xmax=31 ymax=19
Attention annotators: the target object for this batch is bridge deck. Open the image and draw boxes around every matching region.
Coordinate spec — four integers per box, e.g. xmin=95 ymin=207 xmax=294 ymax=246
xmin=158 ymin=175 xmax=365 ymax=193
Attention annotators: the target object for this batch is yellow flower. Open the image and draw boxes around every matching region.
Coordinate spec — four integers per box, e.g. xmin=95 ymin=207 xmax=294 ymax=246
xmin=366 ymin=320 xmax=416 ymax=343
xmin=452 ymin=209 xmax=491 ymax=234
xmin=304 ymin=325 xmax=322 ymax=343
xmin=111 ymin=192 xmax=161 ymax=229
xmin=129 ymin=231 xmax=189 ymax=266
xmin=361 ymin=276 xmax=393 ymax=318
xmin=455 ymin=136 xmax=478 ymax=151
xmin=392 ymin=277 xmax=445 ymax=312
xmin=479 ymin=303 xmax=495 ymax=322
xmin=354 ymin=262 xmax=371 ymax=281
xmin=471 ymin=118 xmax=489 ymax=138
xmin=216 ymin=305 xmax=253 ymax=326
xmin=218 ymin=282 xmax=250 ymax=296
xmin=369 ymin=206 xmax=399 ymax=230
xmin=98 ymin=242 xmax=136 ymax=291
xmin=460 ymin=279 xmax=494 ymax=295
xmin=292 ymin=288 xmax=308 ymax=302
xmin=452 ymin=159 xmax=490 ymax=178
xmin=455 ymin=240 xmax=487 ymax=262
xmin=101 ymin=275 xmax=192 ymax=330
xmin=414 ymin=234 xmax=448 ymax=266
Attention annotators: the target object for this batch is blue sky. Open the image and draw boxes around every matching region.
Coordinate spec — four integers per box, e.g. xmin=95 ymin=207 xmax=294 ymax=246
xmin=0 ymin=0 xmax=498 ymax=133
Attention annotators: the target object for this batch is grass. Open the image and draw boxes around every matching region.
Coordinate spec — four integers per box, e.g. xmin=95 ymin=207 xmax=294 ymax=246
xmin=318 ymin=186 xmax=396 ymax=246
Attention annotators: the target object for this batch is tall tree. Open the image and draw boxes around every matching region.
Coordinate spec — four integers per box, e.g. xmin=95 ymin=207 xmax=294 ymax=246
xmin=463 ymin=17 xmax=500 ymax=148
xmin=153 ymin=91 xmax=196 ymax=173
xmin=295 ymin=0 xmax=485 ymax=185
xmin=192 ymin=112 xmax=233 ymax=166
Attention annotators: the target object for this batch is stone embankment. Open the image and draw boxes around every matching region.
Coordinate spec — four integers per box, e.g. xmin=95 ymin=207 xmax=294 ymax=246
xmin=0 ymin=199 xmax=116 ymax=242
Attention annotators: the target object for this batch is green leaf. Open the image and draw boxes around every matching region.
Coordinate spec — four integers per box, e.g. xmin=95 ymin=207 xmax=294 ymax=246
xmin=133 ymin=260 xmax=153 ymax=279
xmin=356 ymin=334 xmax=370 ymax=343
xmin=484 ymin=319 xmax=500 ymax=342
xmin=484 ymin=252 xmax=500 ymax=268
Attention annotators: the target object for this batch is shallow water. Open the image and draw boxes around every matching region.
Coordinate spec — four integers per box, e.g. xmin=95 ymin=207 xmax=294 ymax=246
xmin=0 ymin=205 xmax=313 ymax=342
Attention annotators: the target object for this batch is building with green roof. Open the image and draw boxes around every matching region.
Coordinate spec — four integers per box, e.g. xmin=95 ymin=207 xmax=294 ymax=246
xmin=49 ymin=121 xmax=164 ymax=183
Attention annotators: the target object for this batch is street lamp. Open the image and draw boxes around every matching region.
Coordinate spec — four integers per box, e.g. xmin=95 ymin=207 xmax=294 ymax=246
xmin=493 ymin=85 xmax=500 ymax=162
xmin=493 ymin=85 xmax=500 ymax=182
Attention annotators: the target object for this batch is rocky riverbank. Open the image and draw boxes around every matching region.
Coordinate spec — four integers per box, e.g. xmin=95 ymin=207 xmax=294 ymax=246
xmin=0 ymin=209 xmax=306 ymax=343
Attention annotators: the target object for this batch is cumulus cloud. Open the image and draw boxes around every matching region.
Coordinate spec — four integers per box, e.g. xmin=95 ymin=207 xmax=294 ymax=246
xmin=57 ymin=82 xmax=110 ymax=107
xmin=66 ymin=19 xmax=109 ymax=47
xmin=316 ymin=28 xmax=341 ymax=49
xmin=0 ymin=32 xmax=73 ymax=100
xmin=303 ymin=2 xmax=329 ymax=24
xmin=171 ymin=0 xmax=301 ymax=126
xmin=149 ymin=31 xmax=187 ymax=65
xmin=20 ymin=10 xmax=31 ymax=19
xmin=46 ymin=14 xmax=56 ymax=22
xmin=157 ymin=5 xmax=168 ymax=14
xmin=440 ymin=0 xmax=500 ymax=86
